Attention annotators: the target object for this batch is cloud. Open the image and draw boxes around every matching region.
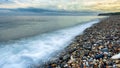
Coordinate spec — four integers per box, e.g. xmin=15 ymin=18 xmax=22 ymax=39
xmin=0 ymin=0 xmax=119 ymax=12
xmin=0 ymin=0 xmax=85 ymax=10
xmin=85 ymin=0 xmax=120 ymax=12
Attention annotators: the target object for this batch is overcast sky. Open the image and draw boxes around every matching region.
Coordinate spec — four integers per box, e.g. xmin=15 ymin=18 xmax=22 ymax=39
xmin=0 ymin=0 xmax=119 ymax=15
xmin=0 ymin=0 xmax=119 ymax=10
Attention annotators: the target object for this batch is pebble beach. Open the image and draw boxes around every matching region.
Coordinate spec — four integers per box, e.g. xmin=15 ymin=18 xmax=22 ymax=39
xmin=43 ymin=16 xmax=120 ymax=68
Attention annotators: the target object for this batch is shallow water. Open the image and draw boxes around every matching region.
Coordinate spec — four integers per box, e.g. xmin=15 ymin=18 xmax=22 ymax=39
xmin=0 ymin=16 xmax=103 ymax=68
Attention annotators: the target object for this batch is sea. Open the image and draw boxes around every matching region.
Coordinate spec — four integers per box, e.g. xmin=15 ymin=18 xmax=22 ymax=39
xmin=0 ymin=16 xmax=104 ymax=68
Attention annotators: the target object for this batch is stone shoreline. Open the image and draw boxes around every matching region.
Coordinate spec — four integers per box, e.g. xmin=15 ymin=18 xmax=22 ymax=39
xmin=42 ymin=16 xmax=120 ymax=68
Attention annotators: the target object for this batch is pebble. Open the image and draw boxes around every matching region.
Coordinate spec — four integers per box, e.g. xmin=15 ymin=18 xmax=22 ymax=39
xmin=43 ymin=16 xmax=120 ymax=68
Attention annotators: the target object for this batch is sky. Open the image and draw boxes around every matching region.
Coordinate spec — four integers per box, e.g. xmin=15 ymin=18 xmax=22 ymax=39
xmin=0 ymin=0 xmax=86 ymax=10
xmin=0 ymin=0 xmax=120 ymax=15
xmin=0 ymin=0 xmax=119 ymax=11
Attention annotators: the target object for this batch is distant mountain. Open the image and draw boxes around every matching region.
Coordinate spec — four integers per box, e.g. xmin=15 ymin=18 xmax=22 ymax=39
xmin=98 ymin=12 xmax=120 ymax=16
xmin=0 ymin=8 xmax=98 ymax=16
xmin=11 ymin=8 xmax=60 ymax=13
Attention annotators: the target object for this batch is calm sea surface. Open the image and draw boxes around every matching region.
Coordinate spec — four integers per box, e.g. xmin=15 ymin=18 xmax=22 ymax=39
xmin=0 ymin=16 xmax=103 ymax=42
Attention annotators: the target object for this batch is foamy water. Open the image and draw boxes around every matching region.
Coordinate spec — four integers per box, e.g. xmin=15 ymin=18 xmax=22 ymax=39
xmin=0 ymin=20 xmax=99 ymax=68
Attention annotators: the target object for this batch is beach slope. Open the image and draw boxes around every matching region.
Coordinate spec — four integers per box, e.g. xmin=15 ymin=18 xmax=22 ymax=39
xmin=44 ymin=16 xmax=120 ymax=68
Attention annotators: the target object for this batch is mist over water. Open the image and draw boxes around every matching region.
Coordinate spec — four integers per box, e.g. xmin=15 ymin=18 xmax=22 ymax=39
xmin=0 ymin=16 xmax=103 ymax=68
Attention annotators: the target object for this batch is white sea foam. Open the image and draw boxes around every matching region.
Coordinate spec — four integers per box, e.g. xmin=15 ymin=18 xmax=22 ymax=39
xmin=0 ymin=20 xmax=99 ymax=68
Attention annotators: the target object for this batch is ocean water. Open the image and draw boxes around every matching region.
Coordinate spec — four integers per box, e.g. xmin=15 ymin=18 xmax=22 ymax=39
xmin=0 ymin=16 xmax=102 ymax=68
xmin=0 ymin=16 xmax=101 ymax=42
